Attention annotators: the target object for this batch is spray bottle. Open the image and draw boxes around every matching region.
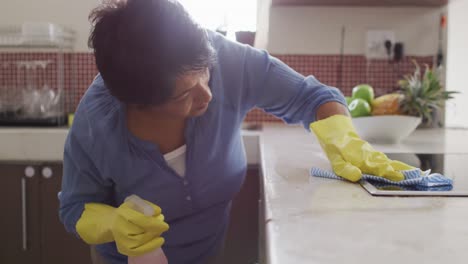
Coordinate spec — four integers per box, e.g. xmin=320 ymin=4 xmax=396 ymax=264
xmin=125 ymin=195 xmax=168 ymax=264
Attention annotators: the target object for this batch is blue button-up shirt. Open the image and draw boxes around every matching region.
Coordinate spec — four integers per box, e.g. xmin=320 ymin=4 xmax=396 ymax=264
xmin=59 ymin=31 xmax=346 ymax=264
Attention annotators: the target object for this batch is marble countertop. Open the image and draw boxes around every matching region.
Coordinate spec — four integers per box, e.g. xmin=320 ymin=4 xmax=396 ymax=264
xmin=2 ymin=124 xmax=467 ymax=161
xmin=0 ymin=127 xmax=69 ymax=161
xmin=0 ymin=127 xmax=262 ymax=162
xmin=259 ymin=124 xmax=468 ymax=264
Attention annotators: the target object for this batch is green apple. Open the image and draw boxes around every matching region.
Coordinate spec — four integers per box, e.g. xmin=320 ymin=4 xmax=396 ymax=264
xmin=352 ymin=84 xmax=375 ymax=104
xmin=348 ymin=98 xmax=371 ymax=118
xmin=345 ymin=96 xmax=353 ymax=105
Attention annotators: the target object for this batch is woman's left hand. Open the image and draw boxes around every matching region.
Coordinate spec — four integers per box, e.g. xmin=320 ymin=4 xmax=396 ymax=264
xmin=310 ymin=115 xmax=414 ymax=182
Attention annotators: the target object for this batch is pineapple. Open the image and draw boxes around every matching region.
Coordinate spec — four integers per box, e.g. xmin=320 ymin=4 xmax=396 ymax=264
xmin=371 ymin=93 xmax=403 ymax=116
xmin=398 ymin=61 xmax=458 ymax=125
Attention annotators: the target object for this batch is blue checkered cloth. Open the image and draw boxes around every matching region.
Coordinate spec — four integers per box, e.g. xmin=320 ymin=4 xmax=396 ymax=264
xmin=310 ymin=167 xmax=453 ymax=191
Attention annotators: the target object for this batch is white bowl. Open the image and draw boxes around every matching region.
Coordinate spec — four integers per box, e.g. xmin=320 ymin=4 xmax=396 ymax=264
xmin=352 ymin=115 xmax=422 ymax=144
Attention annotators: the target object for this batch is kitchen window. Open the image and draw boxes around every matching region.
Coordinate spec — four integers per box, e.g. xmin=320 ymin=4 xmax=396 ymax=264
xmin=179 ymin=0 xmax=257 ymax=41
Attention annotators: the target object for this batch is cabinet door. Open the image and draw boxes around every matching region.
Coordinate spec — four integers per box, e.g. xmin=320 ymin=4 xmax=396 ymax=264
xmin=40 ymin=163 xmax=92 ymax=264
xmin=0 ymin=164 xmax=41 ymax=263
xmin=224 ymin=167 xmax=260 ymax=264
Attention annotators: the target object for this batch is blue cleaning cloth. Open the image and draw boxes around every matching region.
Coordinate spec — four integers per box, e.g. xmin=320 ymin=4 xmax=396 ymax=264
xmin=310 ymin=167 xmax=453 ymax=191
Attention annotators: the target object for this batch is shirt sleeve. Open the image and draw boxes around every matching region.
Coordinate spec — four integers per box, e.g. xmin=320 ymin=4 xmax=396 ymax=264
xmin=210 ymin=32 xmax=347 ymax=130
xmin=58 ymin=98 xmax=114 ymax=235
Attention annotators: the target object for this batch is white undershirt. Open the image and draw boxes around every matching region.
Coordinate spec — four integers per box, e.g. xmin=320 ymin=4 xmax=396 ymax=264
xmin=163 ymin=145 xmax=187 ymax=178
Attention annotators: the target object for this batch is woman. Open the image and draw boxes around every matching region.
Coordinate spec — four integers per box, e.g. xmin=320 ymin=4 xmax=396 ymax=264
xmin=59 ymin=0 xmax=412 ymax=263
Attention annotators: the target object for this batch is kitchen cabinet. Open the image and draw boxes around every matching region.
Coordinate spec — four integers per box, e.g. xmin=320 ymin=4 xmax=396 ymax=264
xmin=223 ymin=167 xmax=260 ymax=264
xmin=272 ymin=0 xmax=448 ymax=7
xmin=0 ymin=163 xmax=91 ymax=264
xmin=1 ymin=163 xmax=41 ymax=263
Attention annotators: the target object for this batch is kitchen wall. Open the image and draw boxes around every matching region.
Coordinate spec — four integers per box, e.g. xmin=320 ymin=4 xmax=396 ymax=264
xmin=0 ymin=2 xmax=445 ymax=55
xmin=445 ymin=0 xmax=468 ymax=128
xmin=1 ymin=1 xmax=450 ymax=124
xmin=247 ymin=4 xmax=446 ymax=124
xmin=263 ymin=6 xmax=445 ymax=95
xmin=255 ymin=0 xmax=272 ymax=50
xmin=0 ymin=0 xmax=97 ymax=52
xmin=266 ymin=6 xmax=443 ymax=55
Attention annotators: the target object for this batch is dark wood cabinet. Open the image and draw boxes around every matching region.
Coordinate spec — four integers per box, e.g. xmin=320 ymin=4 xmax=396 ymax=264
xmin=0 ymin=163 xmax=91 ymax=264
xmin=40 ymin=163 xmax=91 ymax=264
xmin=1 ymin=163 xmax=41 ymax=263
xmin=1 ymin=164 xmax=262 ymax=263
xmin=223 ymin=167 xmax=260 ymax=264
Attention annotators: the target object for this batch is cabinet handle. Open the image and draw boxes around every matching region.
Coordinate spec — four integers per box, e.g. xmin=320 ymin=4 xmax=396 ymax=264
xmin=42 ymin=166 xmax=53 ymax=179
xmin=24 ymin=166 xmax=35 ymax=178
xmin=21 ymin=177 xmax=28 ymax=251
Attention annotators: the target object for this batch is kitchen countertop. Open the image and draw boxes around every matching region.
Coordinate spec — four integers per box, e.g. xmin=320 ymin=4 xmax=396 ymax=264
xmin=0 ymin=127 xmax=261 ymax=162
xmin=1 ymin=124 xmax=468 ymax=264
xmin=0 ymin=127 xmax=69 ymax=161
xmin=259 ymin=123 xmax=468 ymax=264
xmin=1 ymin=124 xmax=468 ymax=161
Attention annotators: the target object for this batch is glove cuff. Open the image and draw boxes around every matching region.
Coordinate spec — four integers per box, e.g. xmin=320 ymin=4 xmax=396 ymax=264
xmin=310 ymin=115 xmax=358 ymax=141
xmin=76 ymin=203 xmax=116 ymax=244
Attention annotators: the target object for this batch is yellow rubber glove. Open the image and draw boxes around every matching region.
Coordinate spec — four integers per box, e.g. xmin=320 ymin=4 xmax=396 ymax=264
xmin=310 ymin=115 xmax=414 ymax=182
xmin=76 ymin=200 xmax=169 ymax=257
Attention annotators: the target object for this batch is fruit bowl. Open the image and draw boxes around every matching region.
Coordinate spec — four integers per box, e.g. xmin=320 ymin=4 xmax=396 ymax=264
xmin=352 ymin=115 xmax=422 ymax=144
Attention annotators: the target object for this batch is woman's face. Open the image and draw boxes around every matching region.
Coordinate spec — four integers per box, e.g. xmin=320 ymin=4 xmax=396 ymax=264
xmin=145 ymin=68 xmax=212 ymax=119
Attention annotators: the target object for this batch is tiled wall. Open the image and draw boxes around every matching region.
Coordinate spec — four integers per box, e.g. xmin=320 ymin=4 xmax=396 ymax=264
xmin=1 ymin=52 xmax=433 ymax=123
xmin=0 ymin=52 xmax=96 ymax=113
xmin=245 ymin=55 xmax=433 ymax=123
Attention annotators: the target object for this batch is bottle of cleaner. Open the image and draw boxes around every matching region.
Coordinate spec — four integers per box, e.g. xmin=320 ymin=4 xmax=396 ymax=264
xmin=125 ymin=195 xmax=168 ymax=264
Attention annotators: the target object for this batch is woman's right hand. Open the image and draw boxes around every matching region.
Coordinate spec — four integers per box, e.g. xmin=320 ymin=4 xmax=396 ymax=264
xmin=76 ymin=199 xmax=169 ymax=257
